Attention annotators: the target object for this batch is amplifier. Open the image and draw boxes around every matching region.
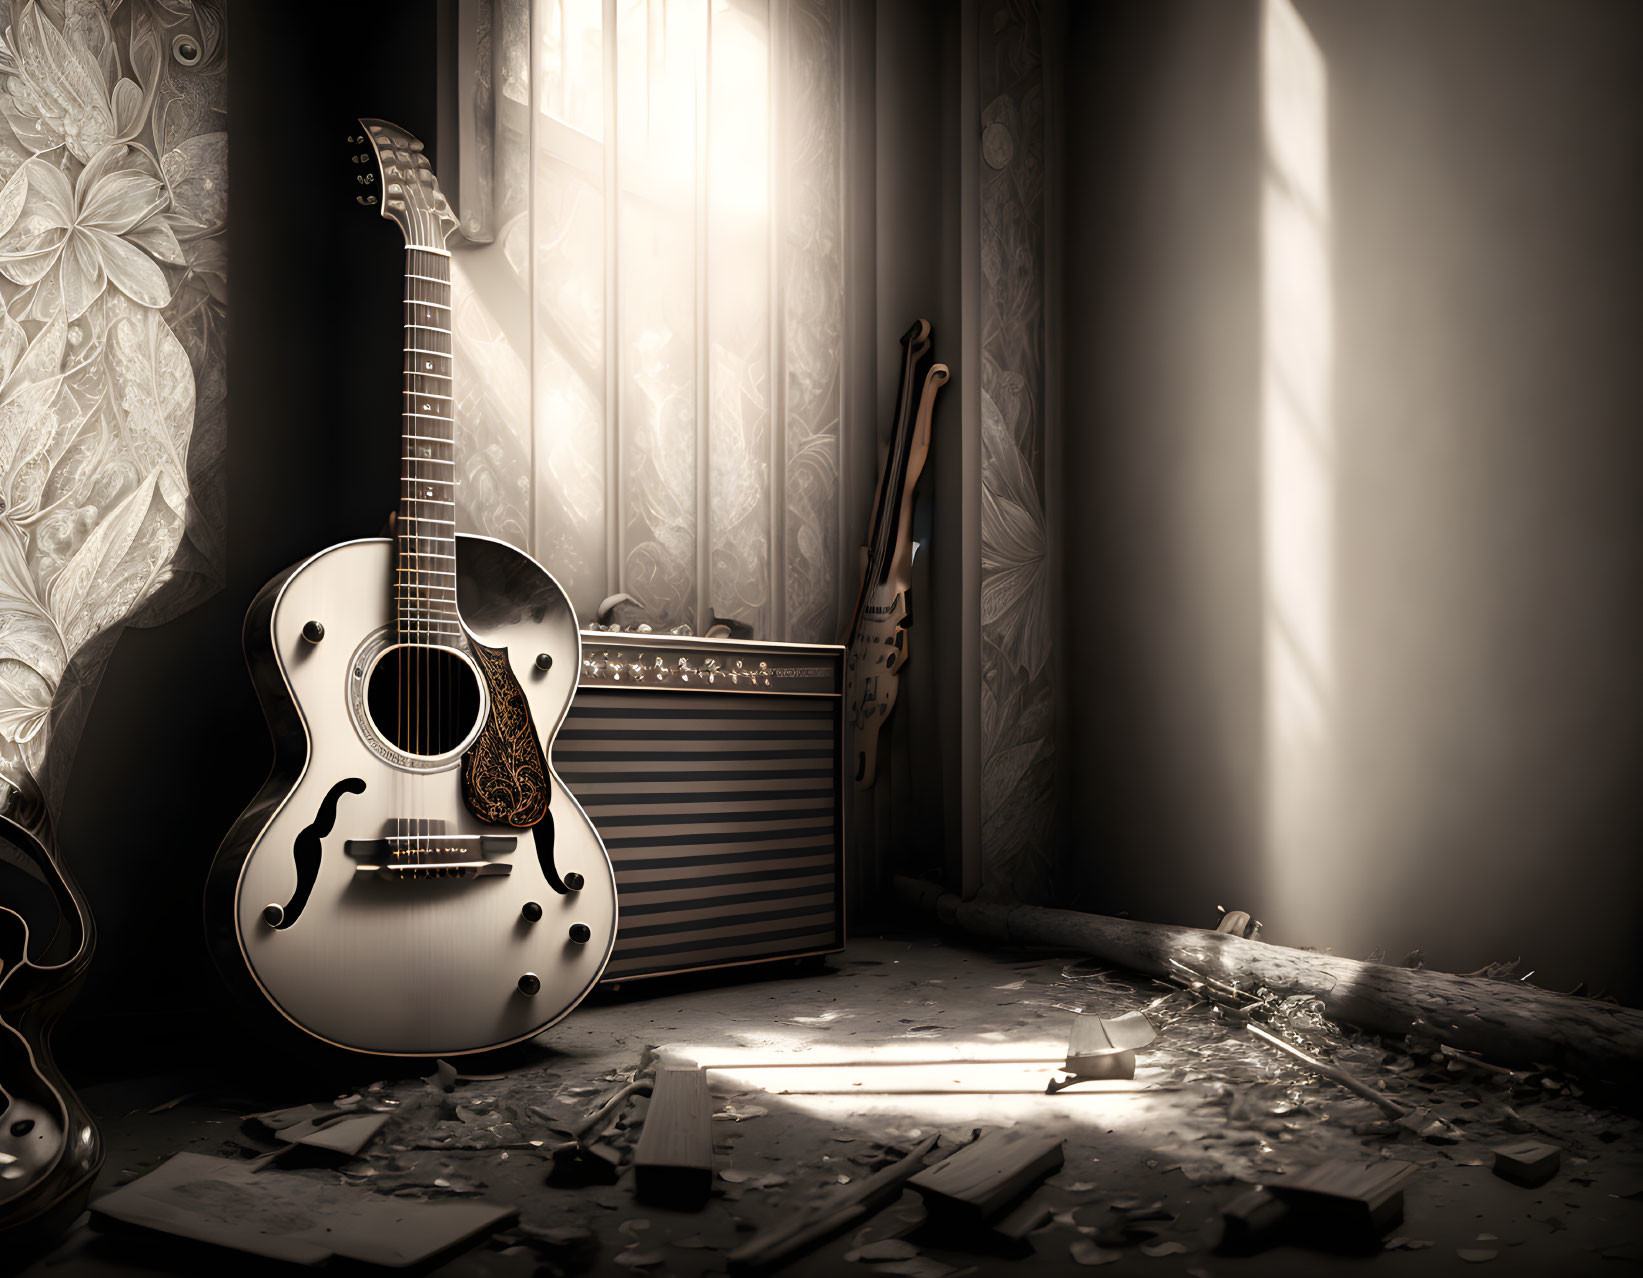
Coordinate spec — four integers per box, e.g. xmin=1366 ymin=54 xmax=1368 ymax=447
xmin=559 ymin=632 xmax=847 ymax=983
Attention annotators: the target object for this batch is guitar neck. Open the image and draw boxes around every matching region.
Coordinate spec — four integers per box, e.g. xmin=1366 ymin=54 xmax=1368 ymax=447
xmin=847 ymin=324 xmax=930 ymax=642
xmin=398 ymin=245 xmax=458 ymax=645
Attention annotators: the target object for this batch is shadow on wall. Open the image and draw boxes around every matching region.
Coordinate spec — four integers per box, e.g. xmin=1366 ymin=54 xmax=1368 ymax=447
xmin=1060 ymin=0 xmax=1643 ymax=1003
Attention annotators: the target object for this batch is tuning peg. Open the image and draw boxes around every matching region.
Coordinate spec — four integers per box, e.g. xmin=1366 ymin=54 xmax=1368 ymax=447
xmin=357 ymin=195 xmax=378 ymax=205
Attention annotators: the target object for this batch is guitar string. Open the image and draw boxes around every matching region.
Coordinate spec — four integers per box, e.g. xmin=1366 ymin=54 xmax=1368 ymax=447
xmin=401 ymin=241 xmax=454 ymax=865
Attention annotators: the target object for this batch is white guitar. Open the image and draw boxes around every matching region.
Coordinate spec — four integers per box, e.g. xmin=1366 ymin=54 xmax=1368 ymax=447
xmin=205 ymin=119 xmax=617 ymax=1056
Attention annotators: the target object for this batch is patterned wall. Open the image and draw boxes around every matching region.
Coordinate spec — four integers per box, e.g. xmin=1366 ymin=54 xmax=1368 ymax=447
xmin=0 ymin=0 xmax=225 ymax=830
xmin=978 ymin=0 xmax=1053 ymax=900
xmin=778 ymin=0 xmax=845 ymax=644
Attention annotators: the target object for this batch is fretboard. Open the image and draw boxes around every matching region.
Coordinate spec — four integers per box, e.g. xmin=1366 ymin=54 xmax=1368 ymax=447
xmin=398 ymin=245 xmax=457 ymax=645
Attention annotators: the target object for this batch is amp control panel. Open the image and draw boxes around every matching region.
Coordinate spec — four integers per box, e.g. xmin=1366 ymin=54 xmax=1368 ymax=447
xmin=576 ymin=633 xmax=841 ymax=697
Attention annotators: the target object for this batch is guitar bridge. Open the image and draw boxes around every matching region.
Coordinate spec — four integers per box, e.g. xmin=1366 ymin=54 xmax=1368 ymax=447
xmin=344 ymin=830 xmax=518 ymax=879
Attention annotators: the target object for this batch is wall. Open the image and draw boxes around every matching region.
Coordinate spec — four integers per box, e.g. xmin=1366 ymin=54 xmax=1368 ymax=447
xmin=1060 ymin=0 xmax=1643 ymax=1001
xmin=55 ymin=0 xmax=440 ymax=1068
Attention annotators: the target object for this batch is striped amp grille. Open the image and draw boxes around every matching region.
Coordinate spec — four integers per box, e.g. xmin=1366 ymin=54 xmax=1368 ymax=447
xmin=558 ymin=640 xmax=845 ymax=982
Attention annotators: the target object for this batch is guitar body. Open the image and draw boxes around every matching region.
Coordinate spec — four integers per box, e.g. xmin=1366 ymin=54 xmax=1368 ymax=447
xmin=206 ymin=534 xmax=617 ymax=1056
xmin=0 ymin=817 xmax=102 ymax=1240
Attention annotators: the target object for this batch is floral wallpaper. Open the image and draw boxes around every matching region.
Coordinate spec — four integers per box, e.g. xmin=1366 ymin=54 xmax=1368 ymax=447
xmin=0 ymin=0 xmax=225 ymax=830
xmin=978 ymin=0 xmax=1053 ymax=901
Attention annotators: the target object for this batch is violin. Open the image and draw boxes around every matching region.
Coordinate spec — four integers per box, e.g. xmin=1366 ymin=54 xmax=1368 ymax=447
xmin=0 ymin=814 xmax=102 ymax=1241
xmin=843 ymin=318 xmax=950 ymax=787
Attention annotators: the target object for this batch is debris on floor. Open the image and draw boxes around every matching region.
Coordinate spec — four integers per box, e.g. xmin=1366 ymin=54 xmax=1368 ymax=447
xmin=1050 ymin=1009 xmax=1157 ymax=1088
xmin=19 ymin=936 xmax=1643 ymax=1277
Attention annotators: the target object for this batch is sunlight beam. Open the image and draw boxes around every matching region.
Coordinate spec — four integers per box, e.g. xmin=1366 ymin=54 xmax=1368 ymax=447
xmin=1261 ymin=0 xmax=1335 ymax=930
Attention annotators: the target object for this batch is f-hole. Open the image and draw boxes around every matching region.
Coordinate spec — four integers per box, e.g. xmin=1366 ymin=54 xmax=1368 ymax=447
xmin=276 ymin=778 xmax=365 ymax=930
xmin=535 ymin=810 xmax=567 ymax=895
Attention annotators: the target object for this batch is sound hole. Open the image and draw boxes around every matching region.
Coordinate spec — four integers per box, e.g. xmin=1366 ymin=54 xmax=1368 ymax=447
xmin=365 ymin=644 xmax=483 ymax=757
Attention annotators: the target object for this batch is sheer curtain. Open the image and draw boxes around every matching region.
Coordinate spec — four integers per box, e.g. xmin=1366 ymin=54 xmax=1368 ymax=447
xmin=451 ymin=0 xmax=848 ymax=644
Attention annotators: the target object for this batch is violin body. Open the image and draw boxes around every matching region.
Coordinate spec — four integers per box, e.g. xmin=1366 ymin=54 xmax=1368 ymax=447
xmin=0 ymin=816 xmax=102 ymax=1240
xmin=845 ymin=319 xmax=949 ymax=787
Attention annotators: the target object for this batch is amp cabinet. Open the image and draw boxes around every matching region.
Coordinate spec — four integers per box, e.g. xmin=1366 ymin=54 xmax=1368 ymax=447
xmin=559 ymin=633 xmax=847 ymax=983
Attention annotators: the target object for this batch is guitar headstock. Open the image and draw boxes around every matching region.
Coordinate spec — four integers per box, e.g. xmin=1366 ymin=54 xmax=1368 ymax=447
xmin=348 ymin=118 xmax=457 ymax=250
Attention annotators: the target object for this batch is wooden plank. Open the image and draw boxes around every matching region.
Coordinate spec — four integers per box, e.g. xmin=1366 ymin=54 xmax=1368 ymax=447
xmin=633 ymin=1068 xmax=713 ymax=1210
xmin=1492 ymin=1141 xmax=1560 ymax=1188
xmin=90 ymin=1152 xmax=515 ymax=1267
xmin=1267 ymin=1158 xmax=1415 ymax=1244
xmin=991 ymin=1194 xmax=1054 ymax=1241
xmin=728 ymin=1134 xmax=940 ymax=1273
xmin=908 ymin=1129 xmax=1064 ymax=1223
xmin=1219 ymin=1187 xmax=1291 ymax=1253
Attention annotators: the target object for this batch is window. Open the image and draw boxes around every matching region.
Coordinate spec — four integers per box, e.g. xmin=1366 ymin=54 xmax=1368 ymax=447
xmin=451 ymin=0 xmax=849 ymax=642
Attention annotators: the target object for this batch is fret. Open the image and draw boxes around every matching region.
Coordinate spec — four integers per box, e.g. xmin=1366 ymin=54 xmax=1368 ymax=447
xmin=396 ymin=249 xmax=457 ymax=646
xmin=406 ymin=245 xmax=453 ymax=258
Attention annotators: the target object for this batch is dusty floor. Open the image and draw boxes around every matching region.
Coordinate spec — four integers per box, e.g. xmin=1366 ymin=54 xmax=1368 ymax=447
xmin=16 ymin=934 xmax=1643 ymax=1276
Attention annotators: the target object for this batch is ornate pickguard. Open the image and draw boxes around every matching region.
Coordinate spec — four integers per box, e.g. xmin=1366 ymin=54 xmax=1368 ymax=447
xmin=461 ymin=639 xmax=551 ymax=827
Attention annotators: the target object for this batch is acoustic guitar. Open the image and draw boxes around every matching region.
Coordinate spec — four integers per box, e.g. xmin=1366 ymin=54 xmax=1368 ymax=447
xmin=206 ymin=120 xmax=616 ymax=1056
xmin=0 ymin=815 xmax=101 ymax=1241
xmin=843 ymin=319 xmax=949 ymax=787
